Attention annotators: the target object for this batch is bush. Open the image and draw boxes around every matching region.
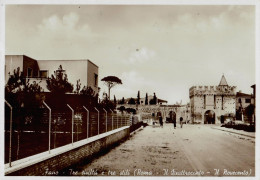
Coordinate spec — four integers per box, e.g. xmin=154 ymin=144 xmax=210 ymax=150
xmin=222 ymin=123 xmax=255 ymax=132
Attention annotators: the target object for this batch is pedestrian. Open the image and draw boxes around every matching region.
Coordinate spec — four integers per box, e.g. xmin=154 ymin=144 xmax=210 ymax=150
xmin=180 ymin=117 xmax=183 ymax=128
xmin=170 ymin=111 xmax=176 ymax=129
xmin=158 ymin=111 xmax=163 ymax=127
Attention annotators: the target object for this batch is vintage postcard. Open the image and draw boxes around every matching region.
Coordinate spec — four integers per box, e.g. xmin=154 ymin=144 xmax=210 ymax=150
xmin=0 ymin=0 xmax=259 ymax=179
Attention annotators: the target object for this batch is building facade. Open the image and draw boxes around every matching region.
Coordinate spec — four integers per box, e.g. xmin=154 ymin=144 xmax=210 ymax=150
xmin=236 ymin=91 xmax=253 ymax=111
xmin=5 ymin=55 xmax=99 ymax=94
xmin=116 ymin=103 xmax=190 ymax=124
xmin=189 ymin=75 xmax=236 ymax=124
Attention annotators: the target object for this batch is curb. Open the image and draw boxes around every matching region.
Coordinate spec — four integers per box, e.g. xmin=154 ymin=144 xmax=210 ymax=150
xmin=211 ymin=127 xmax=255 ymax=138
xmin=130 ymin=126 xmax=143 ymax=136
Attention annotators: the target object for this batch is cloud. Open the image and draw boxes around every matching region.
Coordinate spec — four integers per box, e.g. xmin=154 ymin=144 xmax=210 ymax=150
xmin=37 ymin=12 xmax=92 ymax=40
xmin=125 ymin=47 xmax=155 ymax=64
xmin=172 ymin=7 xmax=254 ymax=34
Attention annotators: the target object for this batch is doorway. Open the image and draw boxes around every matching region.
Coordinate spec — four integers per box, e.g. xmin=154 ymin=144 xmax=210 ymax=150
xmin=204 ymin=110 xmax=215 ymax=124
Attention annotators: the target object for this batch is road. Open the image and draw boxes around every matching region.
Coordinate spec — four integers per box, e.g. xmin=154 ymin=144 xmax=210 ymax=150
xmin=70 ymin=123 xmax=255 ymax=177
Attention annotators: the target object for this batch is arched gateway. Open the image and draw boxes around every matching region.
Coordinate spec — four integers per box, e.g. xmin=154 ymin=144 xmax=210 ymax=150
xmin=204 ymin=110 xmax=215 ymax=124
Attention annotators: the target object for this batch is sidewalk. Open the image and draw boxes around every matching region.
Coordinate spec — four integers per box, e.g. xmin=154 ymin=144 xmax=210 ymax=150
xmin=209 ymin=125 xmax=255 ymax=138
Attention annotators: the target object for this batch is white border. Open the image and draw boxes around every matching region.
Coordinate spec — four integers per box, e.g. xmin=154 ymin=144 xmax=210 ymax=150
xmin=0 ymin=0 xmax=258 ymax=5
xmin=0 ymin=0 xmax=259 ymax=180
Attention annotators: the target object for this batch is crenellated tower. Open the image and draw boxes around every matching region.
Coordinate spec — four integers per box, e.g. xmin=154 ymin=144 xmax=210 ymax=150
xmin=189 ymin=75 xmax=236 ymax=124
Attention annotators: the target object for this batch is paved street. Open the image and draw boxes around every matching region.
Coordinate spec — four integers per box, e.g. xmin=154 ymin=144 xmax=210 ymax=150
xmin=71 ymin=123 xmax=255 ymax=177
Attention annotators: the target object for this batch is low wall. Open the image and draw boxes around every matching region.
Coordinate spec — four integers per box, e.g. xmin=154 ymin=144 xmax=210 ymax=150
xmin=5 ymin=126 xmax=130 ymax=176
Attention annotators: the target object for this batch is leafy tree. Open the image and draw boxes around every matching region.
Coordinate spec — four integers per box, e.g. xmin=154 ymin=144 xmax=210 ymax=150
xmin=79 ymin=86 xmax=98 ymax=106
xmin=245 ymin=104 xmax=255 ymax=125
xmin=118 ymin=106 xmax=125 ymax=112
xmin=5 ymin=67 xmax=43 ymax=107
xmin=145 ymin=93 xmax=148 ymax=105
xmin=137 ymin=91 xmax=140 ymax=105
xmin=46 ymin=65 xmax=74 ymax=94
xmin=80 ymin=85 xmax=95 ymax=96
xmin=5 ymin=67 xmax=44 ymax=160
xmin=5 ymin=67 xmax=25 ymax=95
xmin=128 ymin=97 xmax=136 ymax=105
xmin=101 ymin=76 xmax=122 ymax=100
xmin=100 ymin=99 xmax=116 ymax=110
xmin=126 ymin=108 xmax=136 ymax=114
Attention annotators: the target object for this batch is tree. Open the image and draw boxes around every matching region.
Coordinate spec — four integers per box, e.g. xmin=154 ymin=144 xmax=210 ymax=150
xmin=80 ymin=85 xmax=95 ymax=96
xmin=119 ymin=97 xmax=125 ymax=104
xmin=102 ymin=92 xmax=108 ymax=101
xmin=128 ymin=97 xmax=136 ymax=105
xmin=137 ymin=91 xmax=140 ymax=105
xmin=100 ymin=98 xmax=116 ymax=110
xmin=118 ymin=106 xmax=125 ymax=113
xmin=126 ymin=108 xmax=136 ymax=114
xmin=74 ymin=79 xmax=81 ymax=94
xmin=46 ymin=65 xmax=74 ymax=94
xmin=5 ymin=67 xmax=44 ymax=107
xmin=245 ymin=104 xmax=255 ymax=125
xmin=5 ymin=67 xmax=25 ymax=95
xmin=101 ymin=76 xmax=122 ymax=100
xmin=5 ymin=67 xmax=44 ymax=160
xmin=145 ymin=93 xmax=148 ymax=105
xmin=114 ymin=95 xmax=117 ymax=105
xmin=149 ymin=93 xmax=157 ymax=105
xmin=80 ymin=86 xmax=98 ymax=106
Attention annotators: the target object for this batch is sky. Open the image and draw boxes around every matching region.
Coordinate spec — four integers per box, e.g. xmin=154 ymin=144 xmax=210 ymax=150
xmin=5 ymin=5 xmax=256 ymax=104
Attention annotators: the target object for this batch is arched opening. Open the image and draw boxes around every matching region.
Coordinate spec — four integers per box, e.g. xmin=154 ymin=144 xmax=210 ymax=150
xmin=166 ymin=111 xmax=176 ymax=123
xmin=204 ymin=110 xmax=215 ymax=124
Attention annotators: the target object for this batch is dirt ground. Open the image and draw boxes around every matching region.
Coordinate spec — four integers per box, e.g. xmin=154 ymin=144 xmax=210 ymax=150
xmin=70 ymin=123 xmax=255 ymax=177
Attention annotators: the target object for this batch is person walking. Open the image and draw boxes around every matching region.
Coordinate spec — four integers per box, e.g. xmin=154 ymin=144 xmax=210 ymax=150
xmin=158 ymin=111 xmax=163 ymax=127
xmin=180 ymin=117 xmax=183 ymax=128
xmin=171 ymin=112 xmax=176 ymax=129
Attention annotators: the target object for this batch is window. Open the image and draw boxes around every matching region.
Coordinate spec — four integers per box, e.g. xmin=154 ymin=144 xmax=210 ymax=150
xmin=245 ymin=99 xmax=251 ymax=103
xmin=238 ymin=98 xmax=242 ymax=103
xmin=39 ymin=70 xmax=48 ymax=78
xmin=94 ymin=73 xmax=98 ymax=87
xmin=27 ymin=68 xmax=33 ymax=77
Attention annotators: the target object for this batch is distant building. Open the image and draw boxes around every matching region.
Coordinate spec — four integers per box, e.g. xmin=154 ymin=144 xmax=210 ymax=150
xmin=236 ymin=91 xmax=254 ymax=122
xmin=157 ymin=98 xmax=168 ymax=105
xmin=236 ymin=91 xmax=253 ymax=111
xmin=189 ymin=75 xmax=236 ymax=124
xmin=139 ymin=95 xmax=152 ymax=105
xmin=123 ymin=95 xmax=167 ymax=106
xmin=5 ymin=55 xmax=99 ymax=94
xmin=138 ymin=95 xmax=168 ymax=105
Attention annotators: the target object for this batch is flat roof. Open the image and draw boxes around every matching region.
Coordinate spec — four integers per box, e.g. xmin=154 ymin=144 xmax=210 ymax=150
xmin=6 ymin=55 xmax=99 ymax=68
xmin=38 ymin=59 xmax=99 ymax=68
